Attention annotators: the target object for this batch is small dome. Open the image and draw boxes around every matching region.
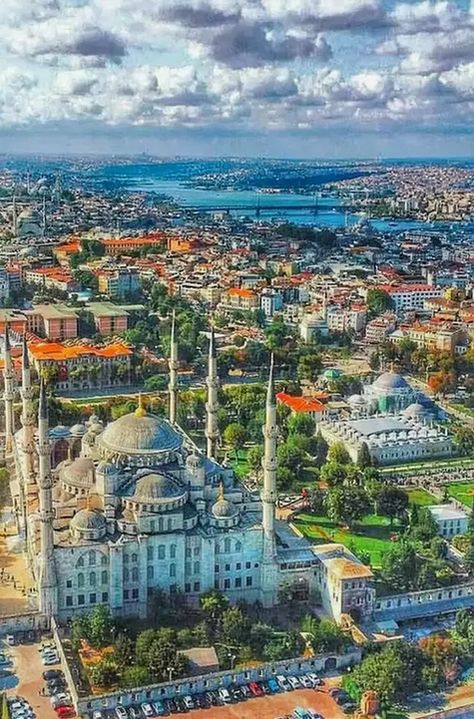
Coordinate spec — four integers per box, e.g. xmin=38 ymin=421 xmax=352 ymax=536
xmin=88 ymin=414 xmax=100 ymax=425
xmin=403 ymin=402 xmax=427 ymax=418
xmin=50 ymin=425 xmax=70 ymax=438
xmin=134 ymin=472 xmax=183 ymax=501
xmin=61 ymin=457 xmax=94 ymax=485
xmin=211 ymin=485 xmax=238 ymax=519
xmin=186 ymin=451 xmax=205 ymax=470
xmin=324 ymin=368 xmax=341 ymax=380
xmin=373 ymin=371 xmax=409 ymax=391
xmin=89 ymin=421 xmax=103 ymax=435
xmin=96 ymin=460 xmax=117 ymax=475
xmin=70 ymin=423 xmax=87 ymax=436
xmin=70 ymin=508 xmax=106 ymax=532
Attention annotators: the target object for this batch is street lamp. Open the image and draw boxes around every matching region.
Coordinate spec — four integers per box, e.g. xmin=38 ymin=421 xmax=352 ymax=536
xmin=228 ymin=653 xmax=236 ymax=670
xmin=167 ymin=666 xmax=174 ymax=683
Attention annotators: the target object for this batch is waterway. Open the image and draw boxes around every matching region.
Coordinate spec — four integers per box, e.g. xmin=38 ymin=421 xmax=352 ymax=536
xmin=95 ymin=164 xmax=460 ymax=234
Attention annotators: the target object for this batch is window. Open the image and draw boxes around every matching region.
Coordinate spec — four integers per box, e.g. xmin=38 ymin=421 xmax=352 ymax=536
xmin=123 ymin=554 xmax=129 ymax=564
xmin=78 ymin=594 xmax=85 ymax=605
xmin=214 ymin=579 xmax=219 ymax=589
xmin=89 ymin=572 xmax=96 ymax=586
xmin=225 ymin=563 xmax=230 ymax=572
xmin=246 ymin=576 xmax=253 ymax=587
xmin=167 ymin=518 xmax=172 ymax=531
xmin=170 ymin=545 xmax=176 ymax=559
xmin=101 ymin=555 xmax=107 ymax=566
xmin=224 ymin=538 xmax=231 ymax=553
xmin=66 ymin=596 xmax=73 ymax=607
xmin=185 ymin=548 xmax=191 ymax=558
xmin=193 ymin=582 xmax=200 ymax=592
xmin=150 ymin=520 xmax=155 ymax=532
xmin=216 ymin=545 xmax=220 ymax=554
xmin=90 ymin=593 xmax=97 ymax=604
xmin=123 ymin=567 xmax=129 ymax=582
xmin=101 ymin=570 xmax=108 ymax=585
xmin=132 ymin=567 xmax=139 ymax=582
xmin=158 ymin=517 xmax=164 ymax=532
xmin=102 ymin=592 xmax=108 ymax=603
xmin=88 ymin=550 xmax=96 ymax=566
xmin=185 ymin=562 xmax=191 ymax=576
xmin=77 ymin=556 xmax=84 ymax=568
xmin=78 ymin=573 xmax=84 ymax=588
xmin=66 ymin=580 xmax=72 ymax=589
xmin=245 ymin=561 xmax=251 ymax=569
xmin=132 ymin=588 xmax=139 ymax=599
xmin=215 ymin=565 xmax=219 ymax=573
xmin=235 ymin=541 xmax=242 ymax=552
xmin=224 ymin=578 xmax=231 ymax=589
xmin=194 ymin=561 xmax=200 ymax=575
xmin=158 ymin=545 xmax=165 ymax=560
xmin=193 ymin=547 xmax=200 ymax=556
xmin=147 ymin=546 xmax=153 ymax=561
xmin=147 ymin=565 xmax=154 ymax=580
xmin=185 ymin=583 xmax=191 ymax=593
xmin=123 ymin=589 xmax=129 ymax=600
xmin=131 ymin=553 xmax=138 ymax=563
xmin=170 ymin=563 xmax=176 ymax=578
xmin=235 ymin=577 xmax=242 ymax=588
xmin=236 ymin=563 xmax=241 ymax=571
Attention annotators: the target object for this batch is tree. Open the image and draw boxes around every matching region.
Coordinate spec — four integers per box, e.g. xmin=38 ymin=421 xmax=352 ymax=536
xmin=320 ymin=461 xmax=349 ymax=487
xmin=200 ymin=590 xmax=229 ymax=627
xmin=297 ymin=352 xmax=322 ymax=382
xmin=263 ymin=631 xmax=305 ymax=661
xmin=223 ymin=422 xmax=248 ymax=449
xmin=376 ymin=486 xmax=409 ymax=525
xmin=220 ymin=606 xmax=250 ymax=645
xmin=381 ymin=541 xmax=418 ymax=592
xmin=113 ymin=633 xmax=135 ymax=668
xmin=88 ymin=658 xmax=118 ymax=688
xmin=313 ymin=431 xmax=329 ymax=466
xmin=88 ymin=606 xmax=113 ymax=648
xmin=366 ymin=288 xmax=394 ymax=316
xmin=307 ymin=487 xmax=325 ymax=514
xmin=247 ymin=445 xmax=264 ymax=474
xmin=357 ymin=442 xmax=372 ymax=468
xmin=327 ymin=441 xmax=352 ymax=465
xmin=287 ymin=413 xmax=315 ymax=437
xmin=121 ymin=665 xmax=151 ymax=688
xmin=325 ymin=486 xmax=371 ymax=528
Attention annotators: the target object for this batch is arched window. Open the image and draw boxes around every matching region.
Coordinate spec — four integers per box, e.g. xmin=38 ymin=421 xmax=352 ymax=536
xmin=132 ymin=567 xmax=138 ymax=582
xmin=167 ymin=518 xmax=172 ymax=531
xmin=77 ymin=556 xmax=84 ymax=568
xmin=224 ymin=538 xmax=231 ymax=553
xmin=194 ymin=561 xmax=200 ymax=575
xmin=132 ymin=553 xmax=138 ymax=563
xmin=158 ymin=517 xmax=164 ymax=532
xmin=169 ymin=564 xmax=176 ymax=578
xmin=216 ymin=544 xmax=220 ymax=555
xmin=158 ymin=545 xmax=165 ymax=560
xmin=235 ymin=541 xmax=242 ymax=552
xmin=170 ymin=545 xmax=176 ymax=559
xmin=147 ymin=565 xmax=154 ymax=580
xmin=147 ymin=546 xmax=153 ymax=561
xmin=150 ymin=520 xmax=156 ymax=532
xmin=101 ymin=570 xmax=108 ymax=585
xmin=88 ymin=550 xmax=96 ymax=566
xmin=89 ymin=572 xmax=96 ymax=586
xmin=123 ymin=554 xmax=129 ymax=564
xmin=78 ymin=573 xmax=84 ymax=588
xmin=101 ymin=555 xmax=107 ymax=566
xmin=123 ymin=567 xmax=129 ymax=582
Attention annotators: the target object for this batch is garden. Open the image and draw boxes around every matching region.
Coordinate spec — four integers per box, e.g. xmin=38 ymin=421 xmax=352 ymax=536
xmin=447 ymin=481 xmax=474 ymax=509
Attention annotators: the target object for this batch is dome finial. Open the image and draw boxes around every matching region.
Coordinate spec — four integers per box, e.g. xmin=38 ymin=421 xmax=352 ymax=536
xmin=135 ymin=392 xmax=146 ymax=418
xmin=218 ymin=481 xmax=225 ymax=500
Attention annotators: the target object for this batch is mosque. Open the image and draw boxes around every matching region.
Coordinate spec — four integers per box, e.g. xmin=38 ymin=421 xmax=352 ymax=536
xmin=5 ymin=321 xmax=324 ymax=622
xmin=320 ymin=370 xmax=453 ymax=466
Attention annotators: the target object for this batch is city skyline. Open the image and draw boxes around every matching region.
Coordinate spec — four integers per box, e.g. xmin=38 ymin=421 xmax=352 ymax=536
xmin=0 ymin=0 xmax=473 ymax=157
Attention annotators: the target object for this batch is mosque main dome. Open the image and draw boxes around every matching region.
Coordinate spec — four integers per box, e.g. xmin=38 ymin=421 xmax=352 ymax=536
xmin=373 ymin=371 xmax=409 ymax=391
xmin=98 ymin=409 xmax=182 ymax=456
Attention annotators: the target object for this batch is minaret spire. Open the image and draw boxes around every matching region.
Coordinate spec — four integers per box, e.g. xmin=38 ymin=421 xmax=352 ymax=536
xmin=21 ymin=334 xmax=35 ymax=485
xmin=261 ymin=354 xmax=277 ymax=559
xmin=168 ymin=309 xmax=178 ymax=425
xmin=37 ymin=379 xmax=58 ymax=617
xmin=3 ymin=323 xmax=15 ymax=453
xmin=12 ymin=194 xmax=17 ymax=236
xmin=205 ymin=324 xmax=219 ymax=459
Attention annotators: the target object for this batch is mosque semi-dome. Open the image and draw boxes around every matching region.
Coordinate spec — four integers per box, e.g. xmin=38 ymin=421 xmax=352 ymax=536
xmin=403 ymin=402 xmax=428 ymax=418
xmin=134 ymin=472 xmax=183 ymax=502
xmin=186 ymin=451 xmax=205 ymax=470
xmin=98 ymin=409 xmax=182 ymax=455
xmin=211 ymin=485 xmax=238 ymax=519
xmin=70 ymin=508 xmax=106 ymax=533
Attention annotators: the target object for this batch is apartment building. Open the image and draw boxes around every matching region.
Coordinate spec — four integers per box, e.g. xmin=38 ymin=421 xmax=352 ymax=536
xmin=378 ymin=284 xmax=443 ymax=312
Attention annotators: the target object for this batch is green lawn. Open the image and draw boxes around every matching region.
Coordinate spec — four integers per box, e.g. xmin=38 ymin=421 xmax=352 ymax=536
xmin=447 ymin=481 xmax=474 ymax=508
xmin=228 ymin=448 xmax=250 ymax=480
xmin=379 ymin=456 xmax=474 ymax=475
xmin=406 ymin=488 xmax=437 ymax=506
xmin=294 ymin=512 xmax=400 ymax=569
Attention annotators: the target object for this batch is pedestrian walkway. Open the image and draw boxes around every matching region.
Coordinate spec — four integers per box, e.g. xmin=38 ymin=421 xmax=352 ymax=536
xmin=0 ymin=528 xmax=35 ymax=616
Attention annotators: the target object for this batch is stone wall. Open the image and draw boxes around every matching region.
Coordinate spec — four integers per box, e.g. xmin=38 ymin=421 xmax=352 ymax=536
xmin=0 ymin=611 xmax=48 ymax=636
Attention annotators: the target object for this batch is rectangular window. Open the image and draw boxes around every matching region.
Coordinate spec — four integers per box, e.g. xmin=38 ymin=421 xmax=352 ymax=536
xmin=246 ymin=576 xmax=253 ymax=587
xmin=215 ymin=565 xmax=219 ymax=573
xmin=158 ymin=546 xmax=165 ymax=560
xmin=245 ymin=561 xmax=251 ymax=569
xmin=225 ymin=563 xmax=230 ymax=572
xmin=132 ymin=588 xmax=139 ymax=599
xmin=224 ymin=578 xmax=231 ymax=589
xmin=214 ymin=579 xmax=219 ymax=589
xmin=147 ymin=565 xmax=154 ymax=580
xmin=235 ymin=577 xmax=242 ymax=588
xmin=185 ymin=548 xmax=192 ymax=558
xmin=193 ymin=581 xmax=200 ymax=592
xmin=66 ymin=580 xmax=72 ymax=589
xmin=185 ymin=583 xmax=191 ymax=593
xmin=78 ymin=594 xmax=85 ymax=605
xmin=102 ymin=592 xmax=108 ymax=603
xmin=193 ymin=547 xmax=200 ymax=556
xmin=90 ymin=593 xmax=97 ymax=604
xmin=123 ymin=589 xmax=129 ymax=600
xmin=66 ymin=596 xmax=73 ymax=607
xmin=236 ymin=563 xmax=241 ymax=571
xmin=147 ymin=546 xmax=153 ymax=561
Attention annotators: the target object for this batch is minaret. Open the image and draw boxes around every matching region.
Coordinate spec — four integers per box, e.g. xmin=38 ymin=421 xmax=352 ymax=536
xmin=261 ymin=355 xmax=277 ymax=560
xmin=20 ymin=335 xmax=35 ymax=485
xmin=41 ymin=194 xmax=46 ymax=237
xmin=3 ymin=324 xmax=15 ymax=453
xmin=12 ymin=195 xmax=17 ymax=236
xmin=37 ymin=380 xmax=58 ymax=617
xmin=168 ymin=310 xmax=178 ymax=425
xmin=205 ymin=325 xmax=219 ymax=459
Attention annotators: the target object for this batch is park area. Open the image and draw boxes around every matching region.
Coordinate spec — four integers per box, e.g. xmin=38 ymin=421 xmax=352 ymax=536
xmin=406 ymin=488 xmax=437 ymax=506
xmin=447 ymin=481 xmax=474 ymax=509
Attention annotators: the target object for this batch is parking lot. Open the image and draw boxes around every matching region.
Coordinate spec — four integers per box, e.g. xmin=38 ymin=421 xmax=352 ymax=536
xmin=3 ymin=641 xmax=63 ymax=719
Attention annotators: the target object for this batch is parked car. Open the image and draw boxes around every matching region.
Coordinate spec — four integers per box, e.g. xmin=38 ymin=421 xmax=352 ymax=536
xmin=55 ymin=707 xmax=75 ymax=718
xmin=288 ymin=676 xmax=300 ymax=690
xmin=115 ymin=708 xmax=128 ymax=719
xmin=43 ymin=670 xmax=64 ymax=681
xmin=307 ymin=673 xmax=323 ymax=687
xmin=240 ymin=685 xmax=251 ymax=699
xmin=129 ymin=707 xmax=140 ymax=719
xmin=6 ymin=634 xmax=15 ymax=646
xmin=92 ymin=711 xmax=104 ymax=719
xmin=298 ymin=675 xmax=313 ymax=688
xmin=0 ymin=653 xmax=12 ymax=665
xmin=163 ymin=699 xmax=178 ymax=714
xmin=276 ymin=675 xmax=291 ymax=691
xmin=218 ymin=688 xmax=231 ymax=704
xmin=152 ymin=702 xmax=167 ymax=717
xmin=183 ymin=696 xmax=194 ymax=711
xmin=51 ymin=694 xmax=71 ymax=709
xmin=267 ymin=678 xmax=280 ymax=693
xmin=205 ymin=691 xmax=218 ymax=706
xmin=195 ymin=694 xmax=209 ymax=709
xmin=42 ymin=653 xmax=60 ymax=666
xmin=248 ymin=682 xmax=264 ymax=697
xmin=174 ymin=698 xmax=187 ymax=713
xmin=140 ymin=704 xmax=154 ymax=718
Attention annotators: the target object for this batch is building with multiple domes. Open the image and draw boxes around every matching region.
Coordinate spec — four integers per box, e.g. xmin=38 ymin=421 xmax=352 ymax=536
xmin=6 ymin=323 xmax=324 ymax=622
xmin=320 ymin=369 xmax=453 ymax=466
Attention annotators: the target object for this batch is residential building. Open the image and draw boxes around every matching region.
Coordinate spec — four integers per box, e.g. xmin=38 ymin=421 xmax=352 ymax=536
xmin=97 ymin=268 xmax=140 ymax=299
xmin=428 ymin=505 xmax=469 ymax=539
xmin=260 ymin=289 xmax=283 ymax=318
xmin=377 ymin=284 xmax=443 ymax=312
xmin=86 ymin=302 xmax=129 ymax=335
xmin=25 ymin=304 xmax=78 ymax=341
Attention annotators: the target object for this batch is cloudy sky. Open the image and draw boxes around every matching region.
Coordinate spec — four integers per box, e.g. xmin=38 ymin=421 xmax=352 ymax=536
xmin=0 ymin=0 xmax=473 ymax=157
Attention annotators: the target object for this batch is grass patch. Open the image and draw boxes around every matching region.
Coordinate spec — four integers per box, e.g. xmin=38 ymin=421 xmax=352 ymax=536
xmin=228 ymin=448 xmax=250 ymax=480
xmin=294 ymin=512 xmax=400 ymax=569
xmin=447 ymin=481 xmax=474 ymax=508
xmin=406 ymin=488 xmax=437 ymax=506
xmin=379 ymin=456 xmax=474 ymax=475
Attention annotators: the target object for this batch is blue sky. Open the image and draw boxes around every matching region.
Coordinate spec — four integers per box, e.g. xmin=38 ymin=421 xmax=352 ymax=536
xmin=0 ymin=0 xmax=473 ymax=157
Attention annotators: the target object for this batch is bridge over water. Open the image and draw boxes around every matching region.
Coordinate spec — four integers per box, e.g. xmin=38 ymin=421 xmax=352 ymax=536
xmin=183 ymin=199 xmax=344 ymax=216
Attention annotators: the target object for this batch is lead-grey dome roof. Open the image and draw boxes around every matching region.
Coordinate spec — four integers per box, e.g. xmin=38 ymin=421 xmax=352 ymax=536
xmin=134 ymin=472 xmax=184 ymax=501
xmin=99 ymin=410 xmax=182 ymax=455
xmin=70 ymin=508 xmax=106 ymax=531
xmin=373 ymin=371 xmax=409 ymax=391
xmin=403 ymin=402 xmax=427 ymax=417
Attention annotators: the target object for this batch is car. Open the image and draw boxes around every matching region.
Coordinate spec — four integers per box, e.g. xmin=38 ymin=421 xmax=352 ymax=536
xmin=0 ymin=668 xmax=13 ymax=678
xmin=218 ymin=688 xmax=231 ymax=704
xmin=152 ymin=701 xmax=167 ymax=716
xmin=6 ymin=634 xmax=15 ymax=645
xmin=239 ymin=685 xmax=251 ymax=699
xmin=55 ymin=707 xmax=75 ymax=718
xmin=163 ymin=699 xmax=178 ymax=714
xmin=177 ymin=698 xmax=189 ymax=713
xmin=307 ymin=673 xmax=323 ymax=688
xmin=307 ymin=712 xmax=323 ymax=719
xmin=43 ymin=670 xmax=64 ymax=681
xmin=42 ymin=652 xmax=60 ymax=665
xmin=183 ymin=696 xmax=194 ymax=711
xmin=0 ymin=653 xmax=12 ymax=665
xmin=40 ymin=641 xmax=56 ymax=652
xmin=129 ymin=708 xmax=140 ymax=719
xmin=141 ymin=703 xmax=154 ymax=717
xmin=92 ymin=712 xmax=104 ymax=719
xmin=248 ymin=682 xmax=264 ymax=697
xmin=342 ymin=703 xmax=356 ymax=714
xmin=11 ymin=710 xmax=34 ymax=719
xmin=276 ymin=675 xmax=291 ymax=691
xmin=205 ymin=692 xmax=218 ymax=706
xmin=229 ymin=686 xmax=243 ymax=702
xmin=8 ymin=701 xmax=28 ymax=712
xmin=298 ymin=675 xmax=313 ymax=688
xmin=51 ymin=695 xmax=71 ymax=709
xmin=47 ymin=684 xmax=66 ymax=697
xmin=210 ymin=691 xmax=221 ymax=705
xmin=115 ymin=708 xmax=128 ymax=719
xmin=288 ymin=676 xmax=300 ymax=690
xmin=267 ymin=678 xmax=280 ymax=693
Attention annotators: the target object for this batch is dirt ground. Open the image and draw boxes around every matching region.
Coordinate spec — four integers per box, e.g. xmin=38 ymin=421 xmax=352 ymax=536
xmin=5 ymin=641 xmax=61 ymax=719
xmin=0 ymin=529 xmax=36 ymax=615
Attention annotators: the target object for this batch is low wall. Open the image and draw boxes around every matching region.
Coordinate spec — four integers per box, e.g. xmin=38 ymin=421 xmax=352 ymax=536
xmin=72 ymin=647 xmax=360 ymax=715
xmin=0 ymin=611 xmax=48 ymax=636
xmin=375 ymin=580 xmax=474 ymax=621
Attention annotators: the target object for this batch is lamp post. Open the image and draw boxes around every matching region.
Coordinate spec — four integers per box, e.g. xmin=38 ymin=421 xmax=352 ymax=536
xmin=167 ymin=666 xmax=174 ymax=683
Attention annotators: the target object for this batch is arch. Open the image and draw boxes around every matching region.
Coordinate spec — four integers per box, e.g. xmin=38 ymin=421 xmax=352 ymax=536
xmin=132 ymin=567 xmax=138 ymax=582
xmin=170 ymin=563 xmax=176 ymax=578
xmin=324 ymin=657 xmax=337 ymax=671
xmin=101 ymin=570 xmax=108 ymax=585
xmin=78 ymin=572 xmax=84 ymax=588
xmin=224 ymin=538 xmax=231 ymax=553
xmin=52 ymin=438 xmax=69 ymax=467
xmin=170 ymin=545 xmax=176 ymax=559
xmin=123 ymin=567 xmax=129 ymax=582
xmin=89 ymin=572 xmax=96 ymax=586
xmin=88 ymin=550 xmax=96 ymax=566
xmin=235 ymin=541 xmax=242 ymax=552
xmin=77 ymin=556 xmax=84 ymax=568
